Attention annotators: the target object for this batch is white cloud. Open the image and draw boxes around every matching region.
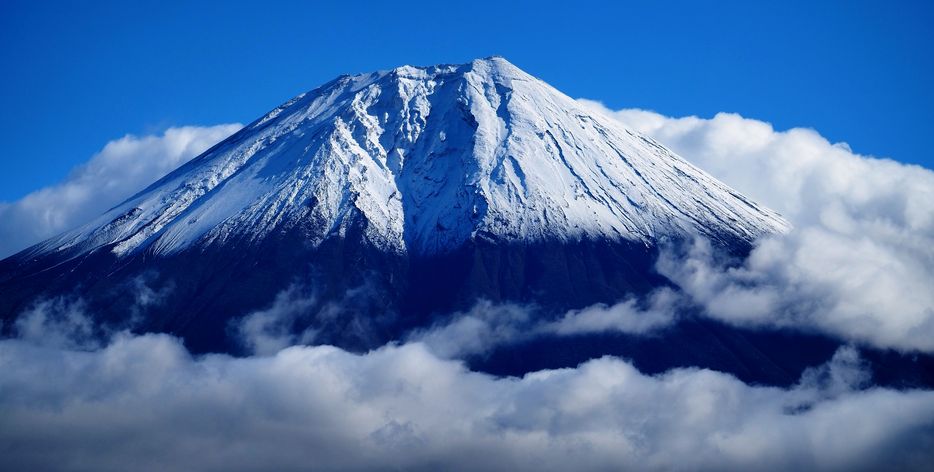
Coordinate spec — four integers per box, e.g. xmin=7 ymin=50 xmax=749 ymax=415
xmin=234 ymin=285 xmax=318 ymax=355
xmin=11 ymin=277 xmax=171 ymax=351
xmin=231 ymin=281 xmax=394 ymax=356
xmin=0 ymin=124 xmax=242 ymax=258
xmin=581 ymin=102 xmax=934 ymax=353
xmin=583 ymin=105 xmax=934 ymax=234
xmin=408 ymin=290 xmax=680 ymax=359
xmin=548 ymin=287 xmax=682 ymax=336
xmin=12 ymin=297 xmax=98 ymax=350
xmin=0 ymin=334 xmax=931 ymax=472
xmin=407 ymin=301 xmax=533 ymax=358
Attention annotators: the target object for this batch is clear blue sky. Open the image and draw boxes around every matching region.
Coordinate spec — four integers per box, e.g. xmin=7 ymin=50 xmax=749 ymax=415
xmin=1 ymin=0 xmax=932 ymax=201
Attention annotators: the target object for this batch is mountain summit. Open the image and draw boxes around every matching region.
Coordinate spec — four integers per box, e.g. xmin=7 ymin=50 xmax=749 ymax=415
xmin=26 ymin=57 xmax=787 ymax=261
xmin=0 ymin=58 xmax=806 ymax=378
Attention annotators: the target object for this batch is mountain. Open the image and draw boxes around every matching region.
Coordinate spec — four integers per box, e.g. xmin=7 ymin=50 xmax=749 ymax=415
xmin=7 ymin=57 xmax=928 ymax=387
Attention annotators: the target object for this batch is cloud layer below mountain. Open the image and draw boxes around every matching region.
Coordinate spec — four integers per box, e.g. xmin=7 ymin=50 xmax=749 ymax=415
xmin=1 ymin=333 xmax=932 ymax=472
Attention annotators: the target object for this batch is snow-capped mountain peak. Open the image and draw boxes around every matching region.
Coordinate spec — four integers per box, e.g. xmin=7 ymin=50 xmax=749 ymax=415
xmin=31 ymin=57 xmax=789 ymax=259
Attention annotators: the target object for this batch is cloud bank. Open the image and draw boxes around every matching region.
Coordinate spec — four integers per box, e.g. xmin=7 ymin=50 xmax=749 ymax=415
xmin=1 ymin=334 xmax=932 ymax=472
xmin=0 ymin=124 xmax=242 ymax=258
xmin=582 ymin=102 xmax=934 ymax=353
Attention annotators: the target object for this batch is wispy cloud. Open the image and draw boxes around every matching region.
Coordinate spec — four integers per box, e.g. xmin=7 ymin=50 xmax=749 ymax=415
xmin=406 ymin=300 xmax=534 ymax=358
xmin=233 ymin=284 xmax=319 ymax=355
xmin=0 ymin=124 xmax=242 ymax=258
xmin=231 ymin=280 xmax=397 ymax=355
xmin=548 ymin=287 xmax=682 ymax=336
xmin=12 ymin=297 xmax=99 ymax=350
xmin=408 ymin=289 xmax=681 ymax=359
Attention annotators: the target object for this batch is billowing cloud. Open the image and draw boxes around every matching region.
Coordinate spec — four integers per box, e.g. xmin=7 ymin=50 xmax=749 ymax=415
xmin=0 ymin=334 xmax=932 ymax=472
xmin=584 ymin=105 xmax=934 ymax=233
xmin=581 ymin=102 xmax=934 ymax=353
xmin=0 ymin=124 xmax=242 ymax=258
xmin=657 ymin=234 xmax=934 ymax=352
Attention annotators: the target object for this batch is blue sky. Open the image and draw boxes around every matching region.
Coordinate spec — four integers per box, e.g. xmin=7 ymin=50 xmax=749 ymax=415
xmin=1 ymin=0 xmax=932 ymax=201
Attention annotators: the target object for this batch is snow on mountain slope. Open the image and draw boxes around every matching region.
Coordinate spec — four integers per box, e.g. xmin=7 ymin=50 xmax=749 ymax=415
xmin=26 ymin=57 xmax=789 ymax=260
